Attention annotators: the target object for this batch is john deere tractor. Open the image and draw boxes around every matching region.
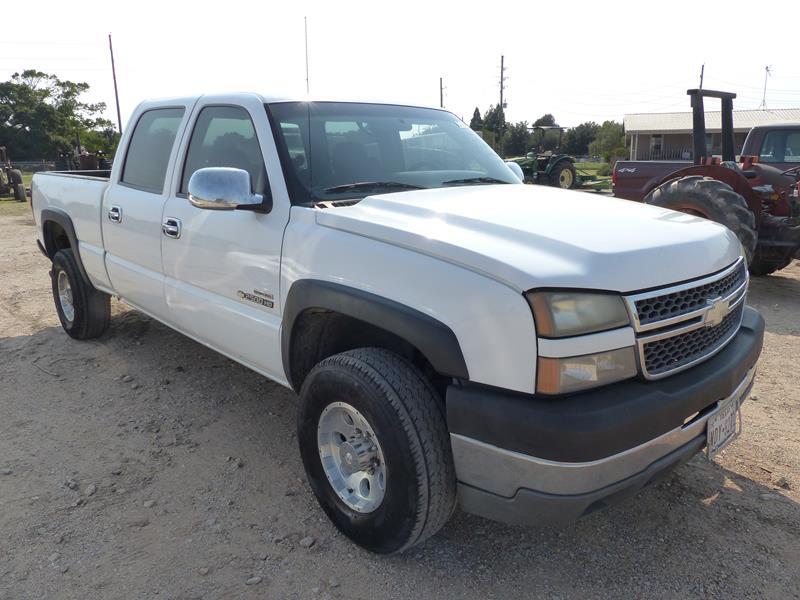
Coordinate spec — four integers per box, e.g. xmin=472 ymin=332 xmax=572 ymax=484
xmin=644 ymin=89 xmax=800 ymax=276
xmin=511 ymin=126 xmax=578 ymax=189
xmin=0 ymin=147 xmax=26 ymax=201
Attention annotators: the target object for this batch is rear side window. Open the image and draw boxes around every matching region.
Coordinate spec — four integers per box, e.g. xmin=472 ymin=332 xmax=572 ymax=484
xmin=760 ymin=130 xmax=800 ymax=163
xmin=180 ymin=106 xmax=267 ymax=194
xmin=121 ymin=108 xmax=185 ymax=193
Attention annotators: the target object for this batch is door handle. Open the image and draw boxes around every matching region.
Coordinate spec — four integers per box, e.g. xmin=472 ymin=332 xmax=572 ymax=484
xmin=107 ymin=205 xmax=122 ymax=223
xmin=162 ymin=217 xmax=182 ymax=239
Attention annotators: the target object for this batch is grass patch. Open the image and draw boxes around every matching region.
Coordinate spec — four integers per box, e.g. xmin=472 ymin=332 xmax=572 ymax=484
xmin=0 ymin=199 xmax=31 ymax=217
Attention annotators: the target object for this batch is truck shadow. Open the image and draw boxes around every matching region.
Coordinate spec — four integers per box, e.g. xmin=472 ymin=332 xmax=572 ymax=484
xmin=748 ymin=262 xmax=800 ymax=336
xmin=1 ymin=306 xmax=798 ymax=598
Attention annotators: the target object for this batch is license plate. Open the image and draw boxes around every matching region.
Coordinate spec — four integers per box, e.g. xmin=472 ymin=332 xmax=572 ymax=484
xmin=706 ymin=396 xmax=741 ymax=458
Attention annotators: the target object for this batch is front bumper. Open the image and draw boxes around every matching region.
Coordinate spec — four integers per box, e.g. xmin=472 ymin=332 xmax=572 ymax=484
xmin=447 ymin=306 xmax=764 ymax=526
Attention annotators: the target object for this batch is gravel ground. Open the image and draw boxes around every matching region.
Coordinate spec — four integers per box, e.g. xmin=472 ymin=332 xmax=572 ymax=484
xmin=1 ymin=201 xmax=798 ymax=599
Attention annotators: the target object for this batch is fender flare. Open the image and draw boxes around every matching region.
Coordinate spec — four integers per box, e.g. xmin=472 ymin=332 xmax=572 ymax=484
xmin=281 ymin=279 xmax=469 ymax=385
xmin=544 ymin=155 xmax=574 ymax=176
xmin=40 ymin=208 xmax=91 ymax=284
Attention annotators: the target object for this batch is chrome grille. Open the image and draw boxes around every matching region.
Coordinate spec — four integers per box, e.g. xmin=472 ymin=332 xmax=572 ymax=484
xmin=634 ymin=261 xmax=747 ymax=326
xmin=643 ymin=304 xmax=744 ymax=376
xmin=624 ymin=258 xmax=748 ymax=380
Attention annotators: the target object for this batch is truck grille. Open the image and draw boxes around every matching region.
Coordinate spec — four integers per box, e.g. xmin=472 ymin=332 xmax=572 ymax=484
xmin=634 ymin=261 xmax=746 ymax=326
xmin=624 ymin=258 xmax=748 ymax=380
xmin=642 ymin=304 xmax=744 ymax=376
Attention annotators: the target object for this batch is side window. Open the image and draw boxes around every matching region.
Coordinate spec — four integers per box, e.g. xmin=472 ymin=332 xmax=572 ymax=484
xmin=785 ymin=132 xmax=800 ymax=162
xmin=760 ymin=131 xmax=780 ymax=162
xmin=121 ymin=108 xmax=185 ymax=193
xmin=181 ymin=106 xmax=267 ymax=194
xmin=758 ymin=130 xmax=800 ymax=163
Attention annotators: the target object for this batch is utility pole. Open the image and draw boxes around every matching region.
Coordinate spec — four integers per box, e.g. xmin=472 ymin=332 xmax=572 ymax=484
xmin=759 ymin=65 xmax=771 ymax=110
xmin=439 ymin=77 xmax=444 ymax=108
xmin=699 ymin=64 xmax=705 ymax=90
xmin=304 ymin=17 xmax=310 ymax=94
xmin=499 ymin=55 xmax=507 ymax=109
xmin=108 ymin=34 xmax=123 ymax=134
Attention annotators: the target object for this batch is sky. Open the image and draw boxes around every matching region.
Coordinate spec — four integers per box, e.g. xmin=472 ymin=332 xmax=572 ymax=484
xmin=3 ymin=0 xmax=800 ymax=131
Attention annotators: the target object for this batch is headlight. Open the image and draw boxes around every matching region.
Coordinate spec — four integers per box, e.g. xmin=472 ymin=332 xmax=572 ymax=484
xmin=526 ymin=291 xmax=630 ymax=338
xmin=537 ymin=348 xmax=637 ymax=395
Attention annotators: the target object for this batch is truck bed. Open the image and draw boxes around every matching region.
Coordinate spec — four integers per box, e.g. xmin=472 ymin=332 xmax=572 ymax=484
xmin=612 ymin=160 xmax=689 ymax=201
xmin=32 ymin=170 xmax=112 ymax=291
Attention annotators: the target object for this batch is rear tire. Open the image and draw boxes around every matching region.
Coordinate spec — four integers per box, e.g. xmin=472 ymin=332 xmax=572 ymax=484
xmin=51 ymin=249 xmax=110 ymax=339
xmin=297 ymin=348 xmax=456 ymax=554
xmin=13 ymin=183 xmax=26 ymax=202
xmin=549 ymin=161 xmax=577 ymax=189
xmin=644 ymin=176 xmax=757 ymax=266
xmin=748 ymin=256 xmax=792 ymax=277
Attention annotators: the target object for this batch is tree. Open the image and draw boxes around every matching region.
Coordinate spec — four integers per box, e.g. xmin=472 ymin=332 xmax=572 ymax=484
xmin=469 ymin=107 xmax=483 ymax=131
xmin=483 ymin=104 xmax=506 ymax=136
xmin=563 ymin=121 xmax=600 ymax=156
xmin=588 ymin=120 xmax=626 ymax=161
xmin=501 ymin=121 xmax=530 ymax=157
xmin=0 ymin=69 xmax=119 ymax=160
xmin=532 ymin=113 xmax=557 ymax=127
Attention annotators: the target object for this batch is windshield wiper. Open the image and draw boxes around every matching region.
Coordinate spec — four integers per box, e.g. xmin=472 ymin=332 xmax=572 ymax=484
xmin=441 ymin=176 xmax=511 ymax=186
xmin=324 ymin=181 xmax=426 ymax=194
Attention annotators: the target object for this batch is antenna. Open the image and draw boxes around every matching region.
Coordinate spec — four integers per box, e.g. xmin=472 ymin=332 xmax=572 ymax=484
xmin=759 ymin=65 xmax=771 ymax=110
xmin=439 ymin=77 xmax=444 ymax=108
xmin=304 ymin=17 xmax=310 ymax=94
xmin=108 ymin=34 xmax=123 ymax=134
xmin=499 ymin=55 xmax=507 ymax=109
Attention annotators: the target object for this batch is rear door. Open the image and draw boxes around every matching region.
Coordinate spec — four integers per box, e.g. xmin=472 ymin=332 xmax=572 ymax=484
xmin=102 ymin=102 xmax=194 ymax=315
xmin=160 ymin=95 xmax=291 ymax=383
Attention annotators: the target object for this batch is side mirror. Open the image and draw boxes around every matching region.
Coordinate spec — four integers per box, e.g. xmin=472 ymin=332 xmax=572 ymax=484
xmin=187 ymin=167 xmax=269 ymax=212
xmin=505 ymin=161 xmax=525 ymax=182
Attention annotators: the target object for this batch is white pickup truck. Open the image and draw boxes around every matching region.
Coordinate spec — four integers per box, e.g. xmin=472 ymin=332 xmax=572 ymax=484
xmin=32 ymin=93 xmax=764 ymax=554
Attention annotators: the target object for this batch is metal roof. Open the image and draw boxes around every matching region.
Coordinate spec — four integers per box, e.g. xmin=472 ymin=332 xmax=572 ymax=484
xmin=624 ymin=108 xmax=800 ymax=134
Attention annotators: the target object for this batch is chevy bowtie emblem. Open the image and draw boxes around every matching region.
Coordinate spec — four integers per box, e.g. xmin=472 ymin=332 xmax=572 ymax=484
xmin=704 ymin=296 xmax=729 ymax=327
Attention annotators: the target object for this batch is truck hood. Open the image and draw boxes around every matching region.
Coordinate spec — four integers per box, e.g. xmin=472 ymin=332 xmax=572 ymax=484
xmin=315 ymin=184 xmax=742 ymax=292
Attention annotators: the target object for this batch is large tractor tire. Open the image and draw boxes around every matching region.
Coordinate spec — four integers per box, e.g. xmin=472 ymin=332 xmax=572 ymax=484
xmin=13 ymin=183 xmax=26 ymax=202
xmin=748 ymin=256 xmax=792 ymax=277
xmin=645 ymin=176 xmax=757 ymax=267
xmin=549 ymin=161 xmax=577 ymax=189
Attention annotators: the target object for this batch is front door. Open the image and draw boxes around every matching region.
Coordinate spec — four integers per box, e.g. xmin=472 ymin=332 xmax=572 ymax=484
xmin=160 ymin=96 xmax=291 ymax=384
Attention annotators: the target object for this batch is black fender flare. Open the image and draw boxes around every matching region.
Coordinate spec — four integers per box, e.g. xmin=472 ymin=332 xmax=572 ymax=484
xmin=40 ymin=208 xmax=91 ymax=284
xmin=281 ymin=279 xmax=469 ymax=385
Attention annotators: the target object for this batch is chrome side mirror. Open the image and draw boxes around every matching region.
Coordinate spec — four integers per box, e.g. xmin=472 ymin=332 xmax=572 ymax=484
xmin=505 ymin=161 xmax=525 ymax=182
xmin=187 ymin=167 xmax=266 ymax=211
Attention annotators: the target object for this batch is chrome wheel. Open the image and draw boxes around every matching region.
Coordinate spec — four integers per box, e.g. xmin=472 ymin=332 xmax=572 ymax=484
xmin=57 ymin=270 xmax=75 ymax=324
xmin=317 ymin=402 xmax=386 ymax=513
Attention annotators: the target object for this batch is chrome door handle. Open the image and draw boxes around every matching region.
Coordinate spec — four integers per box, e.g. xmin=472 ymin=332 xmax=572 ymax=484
xmin=162 ymin=217 xmax=182 ymax=239
xmin=107 ymin=205 xmax=122 ymax=223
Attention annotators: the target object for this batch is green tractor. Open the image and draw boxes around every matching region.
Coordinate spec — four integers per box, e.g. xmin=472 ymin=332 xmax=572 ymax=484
xmin=511 ymin=126 xmax=578 ymax=189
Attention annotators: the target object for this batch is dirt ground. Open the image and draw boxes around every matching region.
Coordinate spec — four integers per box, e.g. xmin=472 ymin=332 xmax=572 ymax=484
xmin=1 ymin=200 xmax=798 ymax=600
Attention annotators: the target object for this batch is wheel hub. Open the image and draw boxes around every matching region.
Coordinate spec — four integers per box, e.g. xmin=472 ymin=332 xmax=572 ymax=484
xmin=57 ymin=270 xmax=75 ymax=324
xmin=318 ymin=402 xmax=387 ymax=513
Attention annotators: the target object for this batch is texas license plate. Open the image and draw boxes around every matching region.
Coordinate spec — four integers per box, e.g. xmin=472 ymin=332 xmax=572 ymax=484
xmin=706 ymin=396 xmax=741 ymax=458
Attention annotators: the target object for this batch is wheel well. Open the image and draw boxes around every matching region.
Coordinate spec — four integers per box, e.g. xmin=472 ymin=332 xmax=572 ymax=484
xmin=42 ymin=220 xmax=71 ymax=258
xmin=288 ymin=309 xmax=447 ymax=395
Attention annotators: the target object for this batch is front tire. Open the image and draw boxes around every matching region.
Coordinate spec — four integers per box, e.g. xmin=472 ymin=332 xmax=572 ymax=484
xmin=645 ymin=176 xmax=758 ymax=267
xmin=550 ymin=160 xmax=577 ymax=189
xmin=297 ymin=348 xmax=456 ymax=554
xmin=51 ymin=249 xmax=110 ymax=339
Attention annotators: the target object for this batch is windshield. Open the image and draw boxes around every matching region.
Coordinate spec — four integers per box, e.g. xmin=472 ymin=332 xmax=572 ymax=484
xmin=266 ymin=102 xmax=519 ymax=203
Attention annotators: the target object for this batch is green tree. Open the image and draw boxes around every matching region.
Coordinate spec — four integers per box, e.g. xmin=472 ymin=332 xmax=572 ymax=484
xmin=0 ymin=69 xmax=119 ymax=160
xmin=469 ymin=107 xmax=483 ymax=131
xmin=563 ymin=121 xmax=600 ymax=156
xmin=483 ymin=104 xmax=506 ymax=136
xmin=501 ymin=121 xmax=530 ymax=157
xmin=532 ymin=113 xmax=557 ymax=127
xmin=588 ymin=120 xmax=626 ymax=161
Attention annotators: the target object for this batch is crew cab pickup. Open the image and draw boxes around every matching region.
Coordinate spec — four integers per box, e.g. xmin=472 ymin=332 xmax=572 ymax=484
xmin=613 ymin=123 xmax=800 ymax=201
xmin=32 ymin=93 xmax=764 ymax=554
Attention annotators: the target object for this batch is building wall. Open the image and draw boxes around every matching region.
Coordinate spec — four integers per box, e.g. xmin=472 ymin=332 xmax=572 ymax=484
xmin=629 ymin=132 xmax=749 ymax=160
